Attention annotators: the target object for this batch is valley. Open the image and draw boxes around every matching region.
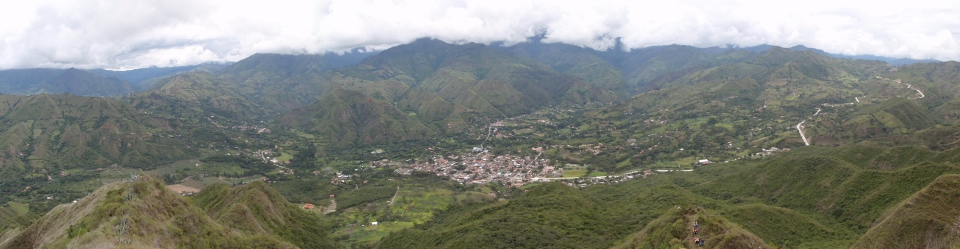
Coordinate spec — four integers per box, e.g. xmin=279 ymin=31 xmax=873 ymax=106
xmin=1 ymin=40 xmax=960 ymax=248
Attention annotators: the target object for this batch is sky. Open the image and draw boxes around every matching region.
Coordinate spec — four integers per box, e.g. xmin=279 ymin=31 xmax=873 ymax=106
xmin=1 ymin=0 xmax=959 ymax=70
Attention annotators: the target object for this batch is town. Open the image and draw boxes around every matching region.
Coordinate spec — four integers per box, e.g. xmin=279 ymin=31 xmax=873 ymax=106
xmin=372 ymin=150 xmax=562 ymax=187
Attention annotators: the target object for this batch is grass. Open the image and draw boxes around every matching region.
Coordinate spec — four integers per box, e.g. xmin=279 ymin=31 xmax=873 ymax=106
xmin=332 ymin=185 xmax=481 ymax=247
xmin=292 ymin=129 xmax=316 ymax=139
xmin=563 ymin=169 xmax=588 ymax=177
xmin=147 ymin=159 xmax=200 ymax=174
xmin=222 ymin=175 xmax=266 ymax=185
xmin=851 ymin=174 xmax=960 ymax=248
xmin=348 ymin=221 xmax=416 ymax=245
xmin=7 ymin=202 xmax=28 ymax=216
xmin=200 ymin=176 xmax=232 ymax=186
xmin=180 ymin=178 xmax=206 ymax=189
xmin=588 ymin=172 xmax=608 ymax=177
xmin=275 ymin=152 xmax=294 ymax=162
xmin=100 ymin=168 xmax=143 ymax=184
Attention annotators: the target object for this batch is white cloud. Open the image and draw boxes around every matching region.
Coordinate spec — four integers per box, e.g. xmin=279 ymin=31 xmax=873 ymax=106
xmin=1 ymin=0 xmax=959 ymax=69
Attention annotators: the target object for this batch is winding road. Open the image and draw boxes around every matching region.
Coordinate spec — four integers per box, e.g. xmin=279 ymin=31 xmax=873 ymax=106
xmin=795 ymin=76 xmax=924 ymax=147
xmin=876 ymin=76 xmax=924 ymax=99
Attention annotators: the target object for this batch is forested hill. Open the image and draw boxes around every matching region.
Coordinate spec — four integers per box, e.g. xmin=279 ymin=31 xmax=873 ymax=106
xmin=330 ymin=38 xmax=622 ymax=117
xmin=279 ymin=38 xmax=622 ymax=145
xmin=0 ymin=94 xmax=191 ymax=173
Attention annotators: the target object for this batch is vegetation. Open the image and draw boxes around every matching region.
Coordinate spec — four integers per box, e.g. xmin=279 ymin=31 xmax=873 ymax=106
xmin=0 ymin=177 xmax=303 ymax=248
xmin=6 ymin=40 xmax=960 ymax=248
xmin=193 ymin=181 xmax=340 ymax=248
xmin=852 ymin=174 xmax=960 ymax=248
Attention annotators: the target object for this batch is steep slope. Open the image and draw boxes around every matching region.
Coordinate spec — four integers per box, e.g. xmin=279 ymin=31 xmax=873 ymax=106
xmin=852 ymin=174 xmax=960 ymax=249
xmin=333 ymin=39 xmax=620 ymax=120
xmin=130 ymin=71 xmax=263 ymax=119
xmin=504 ymin=42 xmax=764 ymax=94
xmin=0 ymin=94 xmax=191 ymax=173
xmin=215 ymin=52 xmax=375 ymax=113
xmin=881 ymin=61 xmax=960 ymax=120
xmin=569 ymin=47 xmax=918 ymax=154
xmin=694 ymin=144 xmax=960 ymax=233
xmin=505 ymin=42 xmax=626 ymax=94
xmin=123 ymin=52 xmax=375 ymax=121
xmin=631 ymin=47 xmax=886 ymax=112
xmin=839 ymin=98 xmax=940 ymax=139
xmin=0 ymin=177 xmax=295 ymax=248
xmin=279 ymin=89 xmax=433 ymax=147
xmin=617 ymin=207 xmax=767 ymax=249
xmin=0 ymin=202 xmax=29 ymax=233
xmin=721 ymin=203 xmax=852 ymax=248
xmin=193 ymin=182 xmax=339 ymax=249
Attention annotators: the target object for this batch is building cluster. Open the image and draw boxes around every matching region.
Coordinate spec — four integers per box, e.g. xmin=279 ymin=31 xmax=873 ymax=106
xmin=232 ymin=125 xmax=272 ymax=134
xmin=373 ymin=152 xmax=563 ymax=186
xmin=752 ymin=146 xmax=790 ymax=158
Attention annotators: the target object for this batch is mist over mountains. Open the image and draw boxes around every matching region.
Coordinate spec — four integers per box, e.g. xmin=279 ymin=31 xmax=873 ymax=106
xmin=2 ymin=39 xmax=960 ymax=248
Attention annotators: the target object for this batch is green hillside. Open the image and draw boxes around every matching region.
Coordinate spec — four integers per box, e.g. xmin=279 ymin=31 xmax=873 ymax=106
xmin=694 ymin=147 xmax=959 ymax=232
xmin=193 ymin=181 xmax=340 ymax=249
xmin=280 ymin=89 xmax=434 ymax=147
xmin=215 ymin=52 xmax=374 ymax=113
xmin=377 ymin=182 xmax=619 ymax=249
xmin=334 ymin=39 xmax=620 ymax=118
xmin=376 ymin=140 xmax=960 ymax=248
xmin=0 ymin=202 xmax=29 ymax=233
xmin=617 ymin=206 xmax=767 ymax=249
xmin=0 ymin=94 xmax=192 ymax=172
xmin=506 ymin=42 xmax=627 ymax=94
xmin=0 ymin=177 xmax=298 ymax=248
xmin=132 ymin=71 xmax=264 ymax=119
xmin=851 ymin=174 xmax=960 ymax=249
xmin=6 ymin=40 xmax=960 ymax=249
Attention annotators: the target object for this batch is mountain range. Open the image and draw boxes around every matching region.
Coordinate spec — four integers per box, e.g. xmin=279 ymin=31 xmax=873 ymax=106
xmin=1 ymin=39 xmax=960 ymax=248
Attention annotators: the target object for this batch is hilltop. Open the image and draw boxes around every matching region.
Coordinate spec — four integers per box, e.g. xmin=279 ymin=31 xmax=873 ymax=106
xmin=616 ymin=207 xmax=766 ymax=249
xmin=0 ymin=177 xmax=292 ymax=248
xmin=193 ymin=181 xmax=339 ymax=249
xmin=0 ymin=176 xmax=336 ymax=248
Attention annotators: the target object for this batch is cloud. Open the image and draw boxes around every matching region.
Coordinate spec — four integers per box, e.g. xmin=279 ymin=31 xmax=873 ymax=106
xmin=1 ymin=0 xmax=959 ymax=69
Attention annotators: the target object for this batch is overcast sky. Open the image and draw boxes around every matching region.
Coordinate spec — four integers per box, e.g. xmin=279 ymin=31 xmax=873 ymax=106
xmin=1 ymin=0 xmax=958 ymax=70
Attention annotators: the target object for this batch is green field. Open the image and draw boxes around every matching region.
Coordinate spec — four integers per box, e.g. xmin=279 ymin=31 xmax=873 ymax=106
xmin=563 ymin=169 xmax=588 ymax=177
xmin=588 ymin=172 xmax=608 ymax=177
xmin=275 ymin=152 xmax=294 ymax=162
xmin=7 ymin=202 xmax=28 ymax=216
xmin=149 ymin=159 xmax=201 ymax=174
